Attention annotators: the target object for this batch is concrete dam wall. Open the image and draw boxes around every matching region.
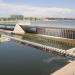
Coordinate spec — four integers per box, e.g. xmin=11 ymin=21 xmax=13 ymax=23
xmin=13 ymin=24 xmax=75 ymax=39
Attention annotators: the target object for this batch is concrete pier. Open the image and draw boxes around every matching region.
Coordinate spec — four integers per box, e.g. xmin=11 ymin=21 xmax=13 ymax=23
xmin=0 ymin=35 xmax=11 ymax=42
xmin=51 ymin=61 xmax=75 ymax=75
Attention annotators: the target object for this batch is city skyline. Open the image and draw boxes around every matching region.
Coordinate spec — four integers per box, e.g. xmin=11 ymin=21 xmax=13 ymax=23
xmin=0 ymin=0 xmax=75 ymax=18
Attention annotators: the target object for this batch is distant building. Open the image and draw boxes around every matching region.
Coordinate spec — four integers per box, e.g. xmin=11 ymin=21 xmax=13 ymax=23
xmin=10 ymin=15 xmax=24 ymax=20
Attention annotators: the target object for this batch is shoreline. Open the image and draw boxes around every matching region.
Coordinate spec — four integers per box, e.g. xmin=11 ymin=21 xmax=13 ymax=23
xmin=51 ymin=61 xmax=75 ymax=75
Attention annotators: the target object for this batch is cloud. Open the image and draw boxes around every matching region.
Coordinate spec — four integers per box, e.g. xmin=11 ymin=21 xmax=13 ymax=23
xmin=0 ymin=2 xmax=75 ymax=18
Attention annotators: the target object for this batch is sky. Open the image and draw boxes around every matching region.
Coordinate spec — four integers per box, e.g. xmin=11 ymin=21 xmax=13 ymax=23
xmin=0 ymin=0 xmax=75 ymax=18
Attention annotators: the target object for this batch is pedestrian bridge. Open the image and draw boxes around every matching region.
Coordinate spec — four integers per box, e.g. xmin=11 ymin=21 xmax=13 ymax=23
xmin=0 ymin=21 xmax=17 ymax=25
xmin=0 ymin=21 xmax=31 ymax=25
xmin=0 ymin=21 xmax=31 ymax=30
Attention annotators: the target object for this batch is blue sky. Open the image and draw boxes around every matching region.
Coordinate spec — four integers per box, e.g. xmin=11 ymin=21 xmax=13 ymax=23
xmin=0 ymin=0 xmax=75 ymax=17
xmin=3 ymin=0 xmax=75 ymax=8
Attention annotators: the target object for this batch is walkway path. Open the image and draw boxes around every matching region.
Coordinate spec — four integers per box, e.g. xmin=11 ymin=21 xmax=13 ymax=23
xmin=51 ymin=61 xmax=75 ymax=75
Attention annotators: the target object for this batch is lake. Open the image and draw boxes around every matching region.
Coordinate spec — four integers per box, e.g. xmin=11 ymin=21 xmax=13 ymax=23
xmin=0 ymin=39 xmax=69 ymax=75
xmin=32 ymin=21 xmax=75 ymax=28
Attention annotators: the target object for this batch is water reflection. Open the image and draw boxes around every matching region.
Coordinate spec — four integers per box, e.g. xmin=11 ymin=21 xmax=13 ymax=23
xmin=11 ymin=33 xmax=75 ymax=50
xmin=0 ymin=40 xmax=69 ymax=75
xmin=43 ymin=57 xmax=66 ymax=63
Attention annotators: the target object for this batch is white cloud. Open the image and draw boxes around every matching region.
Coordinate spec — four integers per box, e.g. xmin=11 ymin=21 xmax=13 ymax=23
xmin=0 ymin=2 xmax=75 ymax=18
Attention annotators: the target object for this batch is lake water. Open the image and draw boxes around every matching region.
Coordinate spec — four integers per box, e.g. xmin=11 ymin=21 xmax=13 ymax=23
xmin=32 ymin=21 xmax=75 ymax=28
xmin=0 ymin=39 xmax=69 ymax=75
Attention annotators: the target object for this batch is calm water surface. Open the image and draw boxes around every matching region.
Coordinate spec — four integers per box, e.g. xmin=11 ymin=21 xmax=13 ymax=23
xmin=0 ymin=41 xmax=69 ymax=75
xmin=32 ymin=21 xmax=75 ymax=27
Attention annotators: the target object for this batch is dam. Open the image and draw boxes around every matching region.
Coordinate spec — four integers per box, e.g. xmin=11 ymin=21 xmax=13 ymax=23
xmin=0 ymin=21 xmax=75 ymax=75
xmin=0 ymin=21 xmax=75 ymax=57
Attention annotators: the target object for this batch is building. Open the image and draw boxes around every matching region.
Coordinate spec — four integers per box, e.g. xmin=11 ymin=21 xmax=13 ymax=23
xmin=10 ymin=15 xmax=24 ymax=20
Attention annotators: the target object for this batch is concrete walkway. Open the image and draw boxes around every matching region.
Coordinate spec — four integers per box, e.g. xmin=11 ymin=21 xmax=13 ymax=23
xmin=51 ymin=61 xmax=75 ymax=75
xmin=0 ymin=29 xmax=12 ymax=34
xmin=0 ymin=34 xmax=11 ymax=42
